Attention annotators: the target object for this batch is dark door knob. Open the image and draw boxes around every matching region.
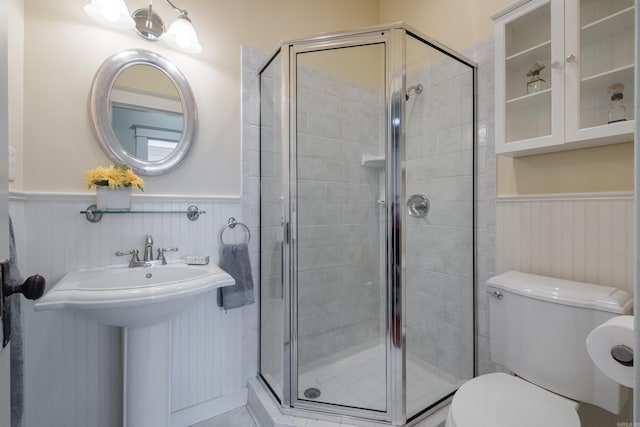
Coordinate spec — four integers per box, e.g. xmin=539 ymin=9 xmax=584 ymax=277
xmin=1 ymin=259 xmax=46 ymax=347
xmin=5 ymin=274 xmax=46 ymax=300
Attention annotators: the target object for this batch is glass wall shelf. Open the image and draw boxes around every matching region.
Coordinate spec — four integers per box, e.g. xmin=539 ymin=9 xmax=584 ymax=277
xmin=81 ymin=204 xmax=205 ymax=223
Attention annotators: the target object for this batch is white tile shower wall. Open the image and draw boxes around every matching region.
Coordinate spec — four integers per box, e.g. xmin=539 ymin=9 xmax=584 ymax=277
xmin=462 ymin=37 xmax=498 ymax=377
xmin=496 ymin=193 xmax=634 ymax=294
xmin=404 ymin=52 xmax=475 ymax=381
xmin=12 ymin=193 xmax=251 ymax=427
xmin=241 ymin=45 xmax=264 ymax=391
xmin=295 ymin=63 xmax=384 ymax=368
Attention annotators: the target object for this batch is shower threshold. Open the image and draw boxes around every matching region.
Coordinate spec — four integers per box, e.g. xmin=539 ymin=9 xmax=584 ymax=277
xmin=248 ymin=377 xmax=451 ymax=427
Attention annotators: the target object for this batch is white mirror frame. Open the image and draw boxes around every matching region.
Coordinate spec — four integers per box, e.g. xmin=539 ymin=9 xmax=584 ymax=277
xmin=88 ymin=49 xmax=198 ymax=176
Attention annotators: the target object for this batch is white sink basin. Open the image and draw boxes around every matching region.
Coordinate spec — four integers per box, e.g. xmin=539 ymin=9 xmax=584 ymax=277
xmin=34 ymin=262 xmax=235 ymax=327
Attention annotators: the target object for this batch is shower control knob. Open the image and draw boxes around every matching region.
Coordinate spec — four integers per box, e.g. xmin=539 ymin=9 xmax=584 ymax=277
xmin=407 ymin=194 xmax=430 ymax=218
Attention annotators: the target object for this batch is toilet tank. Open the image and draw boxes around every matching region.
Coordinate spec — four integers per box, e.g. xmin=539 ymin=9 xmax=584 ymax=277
xmin=487 ymin=271 xmax=633 ymax=414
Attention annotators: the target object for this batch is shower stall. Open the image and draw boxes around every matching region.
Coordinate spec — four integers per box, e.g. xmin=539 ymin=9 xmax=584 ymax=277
xmin=258 ymin=24 xmax=476 ymax=425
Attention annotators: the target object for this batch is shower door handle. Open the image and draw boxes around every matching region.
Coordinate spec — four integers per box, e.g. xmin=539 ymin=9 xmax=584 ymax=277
xmin=280 ymin=241 xmax=285 ymax=299
xmin=279 ymin=221 xmax=289 ymax=300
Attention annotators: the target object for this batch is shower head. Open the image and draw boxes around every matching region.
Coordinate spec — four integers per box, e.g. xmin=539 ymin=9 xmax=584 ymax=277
xmin=406 ymin=83 xmax=424 ymax=100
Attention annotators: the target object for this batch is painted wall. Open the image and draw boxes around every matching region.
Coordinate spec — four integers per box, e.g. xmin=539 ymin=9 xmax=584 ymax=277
xmin=497 ymin=143 xmax=634 ymax=195
xmin=8 ymin=0 xmax=23 ymax=190
xmin=378 ymin=0 xmax=512 ymax=52
xmin=17 ymin=0 xmax=632 ymax=196
xmin=20 ymin=0 xmax=380 ymax=195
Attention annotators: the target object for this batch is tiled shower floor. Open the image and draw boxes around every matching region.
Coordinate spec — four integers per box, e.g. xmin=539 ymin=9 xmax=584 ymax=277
xmin=298 ymin=345 xmax=455 ymax=416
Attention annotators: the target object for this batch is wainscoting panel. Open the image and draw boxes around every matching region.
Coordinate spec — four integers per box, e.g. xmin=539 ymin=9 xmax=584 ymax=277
xmin=171 ymin=294 xmax=243 ymax=412
xmin=496 ymin=193 xmax=633 ymax=294
xmin=12 ymin=193 xmax=251 ymax=427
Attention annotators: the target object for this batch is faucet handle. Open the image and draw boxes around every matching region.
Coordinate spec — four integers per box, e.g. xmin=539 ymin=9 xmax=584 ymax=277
xmin=116 ymin=249 xmax=136 ymax=257
xmin=157 ymin=247 xmax=179 ymax=265
xmin=116 ymin=249 xmax=140 ymax=267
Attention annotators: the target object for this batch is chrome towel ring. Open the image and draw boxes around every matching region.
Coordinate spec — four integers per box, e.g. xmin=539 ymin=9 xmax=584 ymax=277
xmin=218 ymin=217 xmax=251 ymax=245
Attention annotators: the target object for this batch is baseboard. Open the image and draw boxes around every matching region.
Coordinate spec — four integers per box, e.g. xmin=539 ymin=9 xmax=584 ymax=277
xmin=171 ymin=388 xmax=248 ymax=427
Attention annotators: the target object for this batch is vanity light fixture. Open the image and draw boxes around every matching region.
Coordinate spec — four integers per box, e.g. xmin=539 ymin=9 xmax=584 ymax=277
xmin=84 ymin=0 xmax=135 ymax=29
xmin=84 ymin=0 xmax=202 ymax=54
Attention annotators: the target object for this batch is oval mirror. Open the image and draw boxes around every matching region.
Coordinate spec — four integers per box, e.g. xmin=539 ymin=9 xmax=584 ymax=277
xmin=88 ymin=49 xmax=197 ymax=176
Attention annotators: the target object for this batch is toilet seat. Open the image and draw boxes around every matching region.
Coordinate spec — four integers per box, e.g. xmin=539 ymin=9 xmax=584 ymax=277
xmin=446 ymin=373 xmax=581 ymax=427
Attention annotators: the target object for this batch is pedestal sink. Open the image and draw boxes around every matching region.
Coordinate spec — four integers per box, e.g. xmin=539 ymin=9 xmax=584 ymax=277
xmin=34 ymin=262 xmax=235 ymax=427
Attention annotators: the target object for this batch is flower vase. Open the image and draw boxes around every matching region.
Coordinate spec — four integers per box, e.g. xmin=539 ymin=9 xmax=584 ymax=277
xmin=96 ymin=186 xmax=132 ymax=211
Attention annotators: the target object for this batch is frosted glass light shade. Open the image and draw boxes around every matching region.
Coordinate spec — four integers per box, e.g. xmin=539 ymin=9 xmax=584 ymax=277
xmin=84 ymin=0 xmax=135 ymax=29
xmin=163 ymin=17 xmax=202 ymax=53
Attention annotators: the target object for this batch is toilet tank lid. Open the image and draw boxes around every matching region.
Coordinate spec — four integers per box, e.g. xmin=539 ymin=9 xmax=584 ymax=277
xmin=487 ymin=271 xmax=632 ymax=314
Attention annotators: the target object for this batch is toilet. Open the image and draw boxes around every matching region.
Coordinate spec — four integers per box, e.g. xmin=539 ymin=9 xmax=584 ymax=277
xmin=446 ymin=271 xmax=633 ymax=427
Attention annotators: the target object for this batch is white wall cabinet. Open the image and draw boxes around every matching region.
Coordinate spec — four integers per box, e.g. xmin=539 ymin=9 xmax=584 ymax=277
xmin=493 ymin=0 xmax=635 ymax=156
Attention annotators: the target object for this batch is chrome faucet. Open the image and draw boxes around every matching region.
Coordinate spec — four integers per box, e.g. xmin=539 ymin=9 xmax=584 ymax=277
xmin=116 ymin=234 xmax=179 ymax=267
xmin=143 ymin=234 xmax=154 ymax=262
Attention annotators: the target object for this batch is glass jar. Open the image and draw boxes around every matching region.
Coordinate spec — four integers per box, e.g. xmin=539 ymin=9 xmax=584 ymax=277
xmin=608 ymin=92 xmax=627 ymax=124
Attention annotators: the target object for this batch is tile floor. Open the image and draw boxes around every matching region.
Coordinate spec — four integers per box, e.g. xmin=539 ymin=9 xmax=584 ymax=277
xmin=195 ymin=345 xmax=456 ymax=426
xmin=298 ymin=345 xmax=454 ymax=416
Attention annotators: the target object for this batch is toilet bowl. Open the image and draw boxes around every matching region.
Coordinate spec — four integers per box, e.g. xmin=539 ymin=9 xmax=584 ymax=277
xmin=445 ymin=271 xmax=632 ymax=427
xmin=446 ymin=373 xmax=580 ymax=427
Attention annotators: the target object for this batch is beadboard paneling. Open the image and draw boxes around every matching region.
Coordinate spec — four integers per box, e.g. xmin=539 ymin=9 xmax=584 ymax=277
xmin=496 ymin=193 xmax=633 ymax=294
xmin=11 ymin=193 xmax=251 ymax=427
xmin=171 ymin=295 xmax=243 ymax=411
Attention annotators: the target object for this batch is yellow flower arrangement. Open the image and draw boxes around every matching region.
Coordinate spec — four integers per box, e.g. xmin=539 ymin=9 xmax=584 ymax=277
xmin=85 ymin=164 xmax=144 ymax=191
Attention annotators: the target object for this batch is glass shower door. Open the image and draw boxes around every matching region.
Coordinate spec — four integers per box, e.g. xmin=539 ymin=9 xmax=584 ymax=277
xmin=293 ymin=42 xmax=387 ymax=413
xmin=404 ymin=35 xmax=475 ymax=418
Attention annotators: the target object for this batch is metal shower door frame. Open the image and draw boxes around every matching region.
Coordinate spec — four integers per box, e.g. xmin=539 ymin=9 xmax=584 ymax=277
xmin=283 ymin=27 xmax=406 ymax=424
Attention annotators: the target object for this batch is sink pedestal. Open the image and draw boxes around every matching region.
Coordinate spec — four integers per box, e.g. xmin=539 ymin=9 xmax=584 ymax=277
xmin=124 ymin=322 xmax=172 ymax=427
xmin=33 ymin=262 xmax=235 ymax=427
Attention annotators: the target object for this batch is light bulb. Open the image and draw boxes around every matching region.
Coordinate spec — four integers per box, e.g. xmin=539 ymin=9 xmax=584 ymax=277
xmin=84 ymin=0 xmax=134 ymax=29
xmin=164 ymin=16 xmax=202 ymax=53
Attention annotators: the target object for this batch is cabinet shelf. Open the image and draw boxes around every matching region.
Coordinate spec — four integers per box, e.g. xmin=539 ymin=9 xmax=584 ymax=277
xmin=581 ymin=6 xmax=634 ymax=45
xmin=505 ymin=2 xmax=551 ymax=57
xmin=581 ymin=63 xmax=633 ymax=84
xmin=580 ymin=64 xmax=634 ymax=129
xmin=505 ymin=40 xmax=551 ymax=73
xmin=506 ymin=40 xmax=552 ymax=62
xmin=506 ymin=88 xmax=552 ymax=106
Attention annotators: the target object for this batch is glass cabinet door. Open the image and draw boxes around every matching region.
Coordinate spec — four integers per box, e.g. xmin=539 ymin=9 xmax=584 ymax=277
xmin=496 ymin=0 xmax=565 ymax=152
xmin=566 ymin=0 xmax=635 ymax=141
